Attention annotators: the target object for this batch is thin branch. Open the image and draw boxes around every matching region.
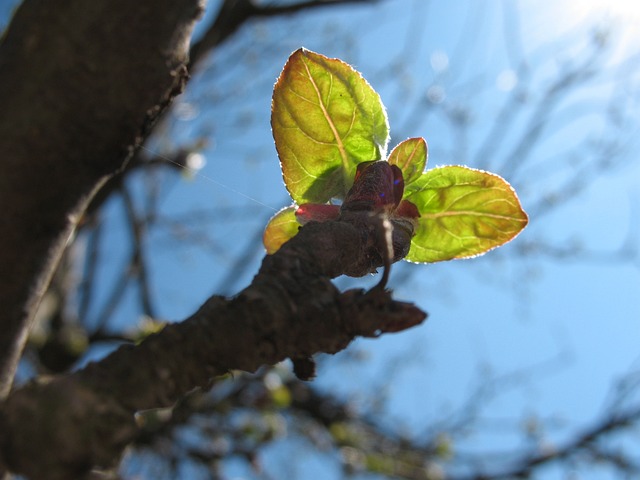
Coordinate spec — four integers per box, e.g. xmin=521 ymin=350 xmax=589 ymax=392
xmin=497 ymin=50 xmax=603 ymax=179
xmin=91 ymin=254 xmax=134 ymax=334
xmin=189 ymin=0 xmax=380 ymax=68
xmin=463 ymin=406 xmax=640 ymax=480
xmin=120 ymin=184 xmax=156 ymax=319
xmin=78 ymin=215 xmax=104 ymax=324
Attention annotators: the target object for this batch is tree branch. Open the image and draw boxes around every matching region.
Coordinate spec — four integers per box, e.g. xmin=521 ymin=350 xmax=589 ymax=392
xmin=0 ymin=217 xmax=426 ymax=479
xmin=189 ymin=0 xmax=379 ymax=67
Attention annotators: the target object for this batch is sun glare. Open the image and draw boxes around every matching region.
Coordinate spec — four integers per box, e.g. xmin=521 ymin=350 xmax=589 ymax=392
xmin=520 ymin=0 xmax=640 ymax=59
xmin=566 ymin=0 xmax=640 ymax=23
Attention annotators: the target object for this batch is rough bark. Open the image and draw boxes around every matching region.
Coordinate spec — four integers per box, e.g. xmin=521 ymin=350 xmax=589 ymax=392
xmin=0 ymin=217 xmax=426 ymax=479
xmin=0 ymin=0 xmax=204 ymax=397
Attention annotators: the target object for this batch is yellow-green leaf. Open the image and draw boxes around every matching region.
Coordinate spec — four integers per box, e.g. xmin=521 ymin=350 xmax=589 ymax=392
xmin=387 ymin=137 xmax=427 ymax=185
xmin=271 ymin=48 xmax=389 ymax=204
xmin=263 ymin=206 xmax=299 ymax=254
xmin=405 ymin=166 xmax=528 ymax=263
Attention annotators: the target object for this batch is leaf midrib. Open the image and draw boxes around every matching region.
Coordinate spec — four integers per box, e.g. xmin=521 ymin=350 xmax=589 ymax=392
xmin=301 ymin=58 xmax=349 ymax=172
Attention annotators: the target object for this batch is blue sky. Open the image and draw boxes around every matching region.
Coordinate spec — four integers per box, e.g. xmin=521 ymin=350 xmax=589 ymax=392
xmin=176 ymin=2 xmax=639 ymax=477
xmin=3 ymin=0 xmax=640 ymax=478
xmin=136 ymin=1 xmax=640 ymax=477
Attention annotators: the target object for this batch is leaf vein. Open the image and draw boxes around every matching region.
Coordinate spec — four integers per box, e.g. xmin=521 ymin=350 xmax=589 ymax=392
xmin=301 ymin=58 xmax=349 ymax=170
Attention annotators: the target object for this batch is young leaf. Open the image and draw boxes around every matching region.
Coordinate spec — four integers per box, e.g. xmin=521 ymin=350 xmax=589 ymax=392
xmin=263 ymin=206 xmax=299 ymax=254
xmin=404 ymin=166 xmax=528 ymax=263
xmin=271 ymin=48 xmax=389 ymax=205
xmin=387 ymin=137 xmax=427 ymax=185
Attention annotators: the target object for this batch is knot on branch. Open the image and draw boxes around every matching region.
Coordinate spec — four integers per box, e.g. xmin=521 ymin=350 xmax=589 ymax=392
xmin=339 ymin=287 xmax=428 ymax=336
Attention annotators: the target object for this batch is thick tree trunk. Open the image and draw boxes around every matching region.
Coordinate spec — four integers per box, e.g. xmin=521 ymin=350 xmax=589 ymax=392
xmin=0 ymin=0 xmax=204 ymax=397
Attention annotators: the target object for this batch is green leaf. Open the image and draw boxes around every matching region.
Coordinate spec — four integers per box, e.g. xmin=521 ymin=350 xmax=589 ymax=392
xmin=271 ymin=48 xmax=389 ymax=204
xmin=263 ymin=206 xmax=299 ymax=254
xmin=387 ymin=137 xmax=427 ymax=185
xmin=405 ymin=166 xmax=528 ymax=263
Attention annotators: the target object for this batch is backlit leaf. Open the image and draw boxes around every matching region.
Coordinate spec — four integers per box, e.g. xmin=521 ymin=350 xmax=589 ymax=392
xmin=271 ymin=48 xmax=389 ymax=204
xmin=405 ymin=166 xmax=528 ymax=263
xmin=387 ymin=137 xmax=427 ymax=185
xmin=263 ymin=206 xmax=299 ymax=254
